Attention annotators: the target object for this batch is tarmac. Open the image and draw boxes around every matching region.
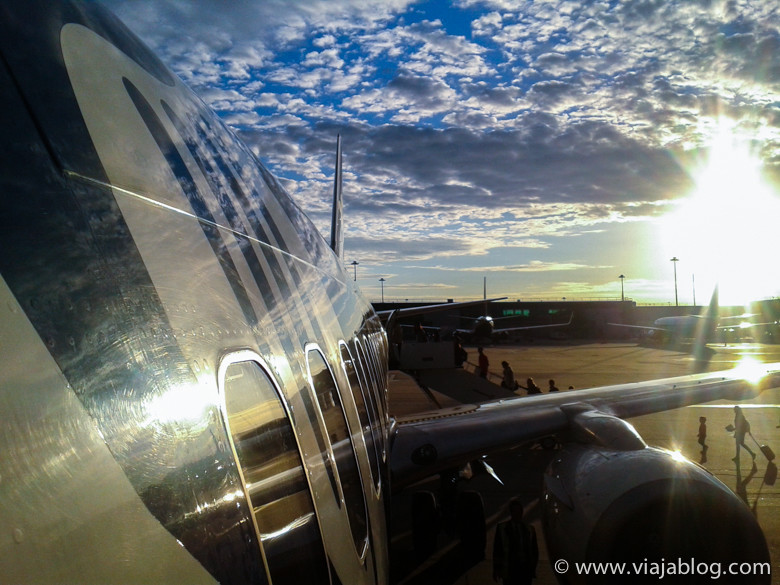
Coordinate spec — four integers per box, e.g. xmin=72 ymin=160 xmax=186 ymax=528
xmin=387 ymin=341 xmax=780 ymax=584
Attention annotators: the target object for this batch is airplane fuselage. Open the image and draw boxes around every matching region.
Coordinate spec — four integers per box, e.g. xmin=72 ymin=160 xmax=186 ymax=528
xmin=472 ymin=315 xmax=495 ymax=339
xmin=0 ymin=4 xmax=389 ymax=583
xmin=652 ymin=314 xmax=717 ymax=342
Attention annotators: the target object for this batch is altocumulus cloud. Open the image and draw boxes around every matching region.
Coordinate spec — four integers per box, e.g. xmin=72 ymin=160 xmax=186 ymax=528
xmin=103 ymin=0 xmax=780 ymax=301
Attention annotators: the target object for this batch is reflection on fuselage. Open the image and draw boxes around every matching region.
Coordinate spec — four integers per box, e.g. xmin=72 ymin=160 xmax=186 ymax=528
xmin=0 ymin=3 xmax=399 ymax=583
xmin=216 ymin=328 xmax=390 ymax=584
xmin=340 ymin=342 xmax=382 ymax=494
xmin=223 ymin=359 xmax=329 ymax=585
xmin=307 ymin=345 xmax=369 ymax=557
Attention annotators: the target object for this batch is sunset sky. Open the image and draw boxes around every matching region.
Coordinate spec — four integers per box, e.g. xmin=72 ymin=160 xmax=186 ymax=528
xmin=105 ymin=0 xmax=780 ymax=307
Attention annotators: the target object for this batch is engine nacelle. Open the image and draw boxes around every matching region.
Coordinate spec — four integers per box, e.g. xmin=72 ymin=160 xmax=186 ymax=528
xmin=542 ymin=443 xmax=770 ymax=584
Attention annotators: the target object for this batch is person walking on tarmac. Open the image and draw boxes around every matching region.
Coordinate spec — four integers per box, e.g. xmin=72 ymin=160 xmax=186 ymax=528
xmin=697 ymin=416 xmax=708 ymax=451
xmin=517 ymin=377 xmax=542 ymax=395
xmin=493 ymin=499 xmax=538 ymax=585
xmin=501 ymin=361 xmax=517 ymax=390
xmin=732 ymin=405 xmax=756 ymax=461
xmin=478 ymin=347 xmax=489 ymax=378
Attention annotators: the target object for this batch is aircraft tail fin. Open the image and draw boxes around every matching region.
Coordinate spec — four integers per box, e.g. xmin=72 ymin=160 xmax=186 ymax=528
xmin=708 ymin=284 xmax=719 ymax=317
xmin=483 ymin=276 xmax=488 ymax=316
xmin=693 ymin=285 xmax=719 ymax=369
xmin=330 ymin=134 xmax=344 ymax=259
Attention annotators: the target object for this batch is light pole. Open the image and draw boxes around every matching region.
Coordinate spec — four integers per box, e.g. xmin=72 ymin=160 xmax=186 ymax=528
xmin=619 ymin=274 xmax=625 ymax=302
xmin=670 ymin=257 xmax=679 ymax=306
xmin=350 ymin=260 xmax=359 ymax=282
xmin=379 ymin=277 xmax=385 ymax=302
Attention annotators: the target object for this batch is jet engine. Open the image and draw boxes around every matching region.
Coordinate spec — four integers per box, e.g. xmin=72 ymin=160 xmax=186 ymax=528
xmin=541 ymin=408 xmax=770 ymax=584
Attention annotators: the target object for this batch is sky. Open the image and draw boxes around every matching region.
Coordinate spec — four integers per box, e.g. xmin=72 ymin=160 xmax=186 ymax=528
xmin=103 ymin=0 xmax=780 ymax=307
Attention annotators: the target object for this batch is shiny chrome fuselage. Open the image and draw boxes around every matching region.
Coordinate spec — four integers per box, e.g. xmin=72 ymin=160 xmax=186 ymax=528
xmin=0 ymin=3 xmax=388 ymax=583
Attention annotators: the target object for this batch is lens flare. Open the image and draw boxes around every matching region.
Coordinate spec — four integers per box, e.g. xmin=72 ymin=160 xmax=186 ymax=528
xmin=659 ymin=118 xmax=780 ymax=305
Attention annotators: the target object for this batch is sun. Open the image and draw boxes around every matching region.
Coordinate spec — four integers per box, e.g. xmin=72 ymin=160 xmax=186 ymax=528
xmin=659 ymin=119 xmax=780 ymax=307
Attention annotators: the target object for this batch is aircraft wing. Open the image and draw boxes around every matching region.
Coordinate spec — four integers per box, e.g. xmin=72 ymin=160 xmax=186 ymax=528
xmin=608 ymin=322 xmax=669 ymax=333
xmin=716 ymin=319 xmax=778 ymax=331
xmin=609 ymin=320 xmax=777 ymax=333
xmin=390 ymin=361 xmax=780 ymax=488
xmin=491 ymin=311 xmax=573 ymax=334
xmin=376 ymin=298 xmax=507 ymax=324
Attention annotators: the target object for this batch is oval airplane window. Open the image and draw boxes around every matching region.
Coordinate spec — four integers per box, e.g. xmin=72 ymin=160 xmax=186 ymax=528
xmin=306 ymin=346 xmax=370 ymax=559
xmin=353 ymin=337 xmax=386 ymax=460
xmin=365 ymin=332 xmax=388 ymax=421
xmin=339 ymin=342 xmax=381 ymax=495
xmin=220 ymin=357 xmax=329 ymax=585
xmin=359 ymin=334 xmax=388 ymax=461
xmin=359 ymin=335 xmax=383 ymax=412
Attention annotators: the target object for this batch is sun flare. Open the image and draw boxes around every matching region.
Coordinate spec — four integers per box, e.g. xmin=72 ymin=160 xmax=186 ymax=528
xmin=660 ymin=120 xmax=780 ymax=306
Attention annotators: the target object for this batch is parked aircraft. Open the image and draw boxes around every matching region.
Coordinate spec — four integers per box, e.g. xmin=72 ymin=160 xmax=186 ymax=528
xmin=393 ymin=278 xmax=572 ymax=342
xmin=456 ymin=278 xmax=572 ymax=341
xmin=610 ymin=288 xmax=775 ymax=346
xmin=456 ymin=309 xmax=573 ymax=342
xmin=392 ymin=304 xmax=571 ymax=345
xmin=1 ymin=3 xmax=779 ymax=584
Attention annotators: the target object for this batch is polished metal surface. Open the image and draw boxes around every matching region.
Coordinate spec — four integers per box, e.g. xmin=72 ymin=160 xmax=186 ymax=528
xmin=0 ymin=3 xmax=389 ymax=583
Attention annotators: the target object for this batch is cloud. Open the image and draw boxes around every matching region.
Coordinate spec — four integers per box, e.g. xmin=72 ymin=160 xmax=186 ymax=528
xmin=405 ymin=260 xmax=600 ymax=273
xmin=343 ymin=235 xmax=475 ymax=264
xmin=100 ymin=0 xmax=780 ymax=302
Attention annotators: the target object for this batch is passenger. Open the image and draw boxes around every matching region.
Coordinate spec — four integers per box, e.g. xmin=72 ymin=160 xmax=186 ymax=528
xmin=501 ymin=361 xmax=517 ymax=390
xmin=547 ymin=379 xmax=559 ymax=392
xmin=518 ymin=378 xmax=542 ymax=395
xmin=414 ymin=322 xmax=428 ymax=343
xmin=698 ymin=415 xmax=708 ymax=464
xmin=732 ymin=405 xmax=756 ymax=461
xmin=454 ymin=341 xmax=468 ymax=367
xmin=697 ymin=416 xmax=708 ymax=451
xmin=478 ymin=347 xmax=489 ymax=378
xmin=493 ymin=499 xmax=538 ymax=585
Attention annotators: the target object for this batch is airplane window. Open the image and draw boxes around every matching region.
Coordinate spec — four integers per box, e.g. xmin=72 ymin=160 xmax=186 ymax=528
xmin=366 ymin=332 xmax=390 ymax=459
xmin=353 ymin=338 xmax=386 ymax=459
xmin=363 ymin=334 xmax=388 ymax=428
xmin=372 ymin=331 xmax=389 ymax=389
xmin=339 ymin=343 xmax=381 ymax=493
xmin=306 ymin=347 xmax=369 ymax=557
xmin=360 ymin=335 xmax=382 ymax=400
xmin=221 ymin=359 xmax=329 ymax=585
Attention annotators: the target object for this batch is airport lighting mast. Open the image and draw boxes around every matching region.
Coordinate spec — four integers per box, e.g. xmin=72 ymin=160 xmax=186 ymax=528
xmin=619 ymin=274 xmax=625 ymax=302
xmin=350 ymin=260 xmax=359 ymax=281
xmin=379 ymin=277 xmax=385 ymax=302
xmin=670 ymin=257 xmax=679 ymax=306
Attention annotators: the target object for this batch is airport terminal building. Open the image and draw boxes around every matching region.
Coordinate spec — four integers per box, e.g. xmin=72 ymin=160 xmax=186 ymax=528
xmin=373 ymin=298 xmax=780 ymax=343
